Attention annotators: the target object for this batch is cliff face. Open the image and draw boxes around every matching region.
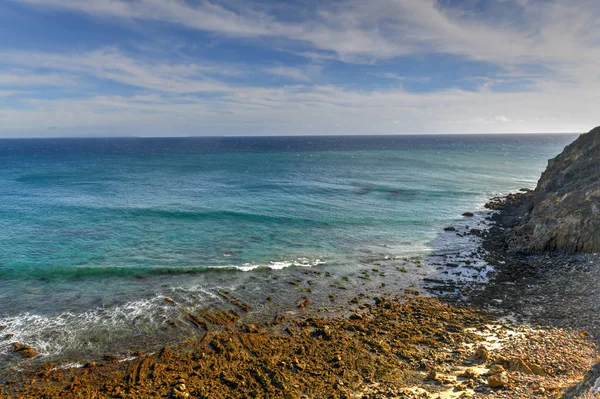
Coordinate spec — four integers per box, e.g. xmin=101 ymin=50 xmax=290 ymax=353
xmin=506 ymin=126 xmax=600 ymax=253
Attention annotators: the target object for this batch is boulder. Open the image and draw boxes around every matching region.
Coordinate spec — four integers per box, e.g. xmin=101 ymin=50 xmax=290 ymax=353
xmin=488 ymin=372 xmax=508 ymax=388
xmin=488 ymin=364 xmax=505 ymax=375
xmin=472 ymin=346 xmax=491 ymax=363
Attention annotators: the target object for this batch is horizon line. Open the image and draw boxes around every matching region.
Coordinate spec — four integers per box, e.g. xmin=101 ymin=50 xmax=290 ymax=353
xmin=0 ymin=131 xmax=583 ymax=140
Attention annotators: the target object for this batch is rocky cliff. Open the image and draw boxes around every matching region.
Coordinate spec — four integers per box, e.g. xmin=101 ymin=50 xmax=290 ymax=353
xmin=506 ymin=126 xmax=600 ymax=253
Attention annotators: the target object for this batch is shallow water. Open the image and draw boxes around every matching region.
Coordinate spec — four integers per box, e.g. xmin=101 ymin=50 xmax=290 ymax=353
xmin=0 ymin=134 xmax=576 ymax=365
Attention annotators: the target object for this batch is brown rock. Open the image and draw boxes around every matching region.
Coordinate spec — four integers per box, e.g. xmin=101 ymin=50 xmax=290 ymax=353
xmin=461 ymin=368 xmax=479 ymax=378
xmin=487 ymin=372 xmax=508 ymax=388
xmin=12 ymin=342 xmax=37 ymax=358
xmin=472 ymin=346 xmax=491 ymax=363
xmin=508 ymin=358 xmax=546 ymax=375
xmin=488 ymin=364 xmax=505 ymax=375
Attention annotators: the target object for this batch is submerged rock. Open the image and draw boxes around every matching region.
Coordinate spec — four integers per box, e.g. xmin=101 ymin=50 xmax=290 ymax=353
xmin=506 ymin=126 xmax=600 ymax=253
xmin=12 ymin=342 xmax=37 ymax=358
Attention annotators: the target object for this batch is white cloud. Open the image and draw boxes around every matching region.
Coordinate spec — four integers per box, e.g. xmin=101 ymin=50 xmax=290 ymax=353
xmin=1 ymin=78 xmax=598 ymax=136
xmin=14 ymin=0 xmax=600 ymax=66
xmin=263 ymin=66 xmax=314 ymax=82
xmin=0 ymin=70 xmax=79 ymax=87
xmin=2 ymin=0 xmax=600 ymax=136
xmin=1 ymin=48 xmax=233 ymax=93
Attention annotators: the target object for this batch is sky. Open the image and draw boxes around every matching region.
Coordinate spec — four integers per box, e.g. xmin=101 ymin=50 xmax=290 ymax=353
xmin=0 ymin=0 xmax=599 ymax=137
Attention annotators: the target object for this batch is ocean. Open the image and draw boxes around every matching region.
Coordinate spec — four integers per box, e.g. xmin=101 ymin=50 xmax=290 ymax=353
xmin=0 ymin=134 xmax=577 ymax=367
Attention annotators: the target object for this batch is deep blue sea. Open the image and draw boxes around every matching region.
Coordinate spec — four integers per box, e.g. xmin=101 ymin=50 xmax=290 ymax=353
xmin=0 ymin=134 xmax=577 ymax=366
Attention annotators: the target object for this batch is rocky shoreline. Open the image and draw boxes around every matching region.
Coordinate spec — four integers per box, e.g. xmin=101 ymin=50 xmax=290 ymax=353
xmin=2 ymin=128 xmax=599 ymax=398
xmin=1 ymin=191 xmax=598 ymax=398
xmin=0 ymin=292 xmax=596 ymax=399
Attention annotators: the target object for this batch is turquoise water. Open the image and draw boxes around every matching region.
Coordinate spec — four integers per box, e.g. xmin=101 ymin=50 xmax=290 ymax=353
xmin=0 ymin=134 xmax=576 ymax=363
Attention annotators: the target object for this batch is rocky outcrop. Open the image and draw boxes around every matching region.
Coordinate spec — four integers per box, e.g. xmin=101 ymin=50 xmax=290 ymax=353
xmin=506 ymin=126 xmax=600 ymax=253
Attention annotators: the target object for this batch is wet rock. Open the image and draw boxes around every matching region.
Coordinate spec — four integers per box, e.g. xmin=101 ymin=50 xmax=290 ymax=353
xmin=103 ymin=354 xmax=120 ymax=362
xmin=462 ymin=212 xmax=475 ymax=217
xmin=242 ymin=324 xmax=259 ymax=333
xmin=312 ymin=326 xmax=333 ymax=340
xmin=12 ymin=342 xmax=37 ymax=358
xmin=169 ymin=380 xmax=190 ymax=399
xmin=444 ymin=227 xmax=457 ymax=232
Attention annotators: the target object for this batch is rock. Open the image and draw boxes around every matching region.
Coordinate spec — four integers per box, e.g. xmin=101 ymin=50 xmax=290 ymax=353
xmin=506 ymin=126 xmax=600 ymax=253
xmin=461 ymin=368 xmax=479 ymax=378
xmin=242 ymin=324 xmax=259 ymax=333
xmin=487 ymin=372 xmax=508 ymax=388
xmin=12 ymin=342 xmax=37 ymax=358
xmin=462 ymin=212 xmax=475 ymax=217
xmin=472 ymin=346 xmax=491 ymax=363
xmin=444 ymin=227 xmax=457 ymax=232
xmin=426 ymin=370 xmax=439 ymax=381
xmin=164 ymin=297 xmax=176 ymax=304
xmin=488 ymin=364 xmax=505 ymax=375
xmin=508 ymin=358 xmax=546 ymax=375
xmin=456 ymin=383 xmax=467 ymax=391
xmin=312 ymin=326 xmax=333 ymax=340
xmin=83 ymin=362 xmax=97 ymax=369
xmin=3 ymin=333 xmax=14 ymax=341
xmin=103 ymin=354 xmax=120 ymax=362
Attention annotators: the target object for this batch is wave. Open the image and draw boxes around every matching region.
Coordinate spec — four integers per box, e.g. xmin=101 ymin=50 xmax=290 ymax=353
xmin=0 ymin=295 xmax=179 ymax=361
xmin=0 ymin=258 xmax=326 ymax=280
xmin=71 ymin=206 xmax=333 ymax=227
xmin=207 ymin=257 xmax=325 ymax=272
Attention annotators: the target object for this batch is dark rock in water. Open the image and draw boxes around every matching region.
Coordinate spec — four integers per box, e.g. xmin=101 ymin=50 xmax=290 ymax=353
xmin=506 ymin=126 xmax=600 ymax=253
xmin=444 ymin=226 xmax=457 ymax=232
xmin=103 ymin=354 xmax=120 ymax=362
xmin=462 ymin=212 xmax=475 ymax=217
xmin=12 ymin=342 xmax=37 ymax=358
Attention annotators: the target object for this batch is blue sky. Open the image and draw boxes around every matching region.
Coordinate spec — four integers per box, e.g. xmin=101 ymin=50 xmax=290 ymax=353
xmin=0 ymin=0 xmax=598 ymax=137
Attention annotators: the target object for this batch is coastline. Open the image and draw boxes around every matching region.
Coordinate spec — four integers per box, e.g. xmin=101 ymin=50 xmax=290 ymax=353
xmin=1 ymin=192 xmax=598 ymax=398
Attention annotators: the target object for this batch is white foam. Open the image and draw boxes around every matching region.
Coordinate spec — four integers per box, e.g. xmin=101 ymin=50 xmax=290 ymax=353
xmin=207 ymin=257 xmax=325 ymax=272
xmin=0 ymin=295 xmax=177 ymax=359
xmin=589 ymin=376 xmax=600 ymax=395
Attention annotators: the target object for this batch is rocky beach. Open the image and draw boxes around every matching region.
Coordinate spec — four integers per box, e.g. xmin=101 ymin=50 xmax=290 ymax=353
xmin=1 ymin=128 xmax=599 ymax=399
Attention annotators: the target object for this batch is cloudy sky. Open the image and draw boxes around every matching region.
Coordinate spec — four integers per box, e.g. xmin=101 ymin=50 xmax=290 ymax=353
xmin=0 ymin=0 xmax=598 ymax=137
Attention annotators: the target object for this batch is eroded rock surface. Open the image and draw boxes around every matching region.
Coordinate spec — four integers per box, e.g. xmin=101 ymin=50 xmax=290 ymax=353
xmin=506 ymin=126 xmax=600 ymax=253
